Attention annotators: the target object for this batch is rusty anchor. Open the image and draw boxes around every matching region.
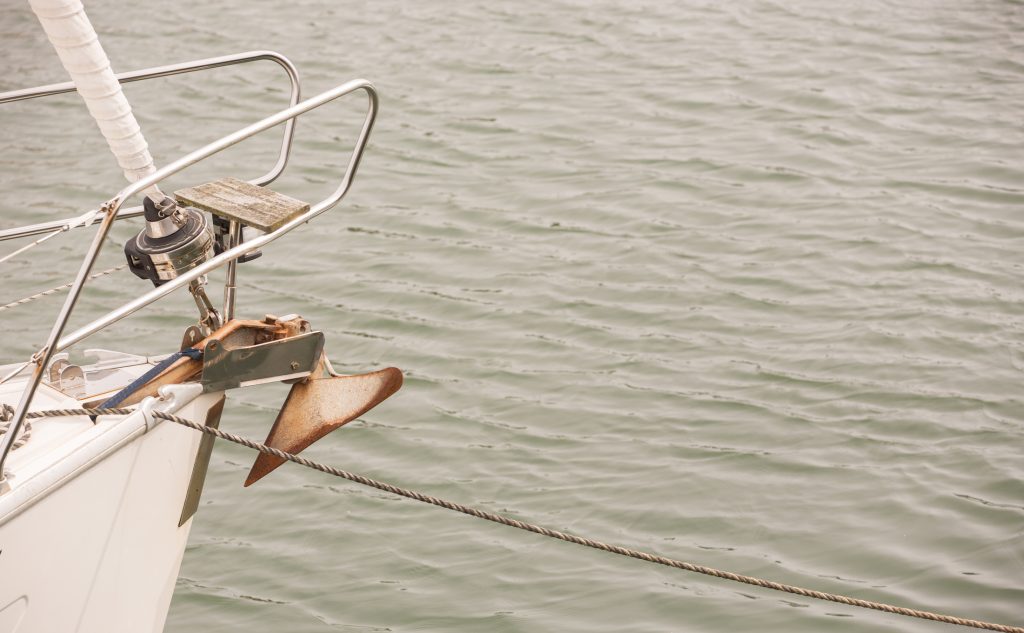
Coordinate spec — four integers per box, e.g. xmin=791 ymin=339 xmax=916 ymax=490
xmin=244 ymin=359 xmax=403 ymax=486
xmin=85 ymin=314 xmax=402 ymax=488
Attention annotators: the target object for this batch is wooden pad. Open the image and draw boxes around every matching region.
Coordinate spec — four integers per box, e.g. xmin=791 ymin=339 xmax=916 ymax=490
xmin=174 ymin=177 xmax=310 ymax=232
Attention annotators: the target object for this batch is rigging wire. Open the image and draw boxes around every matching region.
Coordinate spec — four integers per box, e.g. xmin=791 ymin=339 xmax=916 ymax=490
xmin=0 ymin=263 xmax=126 ymax=387
xmin=0 ymin=208 xmax=100 ymax=267
xmin=0 ymin=228 xmax=63 ymax=266
xmin=0 ymin=264 xmax=126 ymax=314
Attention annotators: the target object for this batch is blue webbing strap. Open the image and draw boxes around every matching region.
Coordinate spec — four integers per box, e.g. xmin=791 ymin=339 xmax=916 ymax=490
xmin=97 ymin=347 xmax=203 ymax=411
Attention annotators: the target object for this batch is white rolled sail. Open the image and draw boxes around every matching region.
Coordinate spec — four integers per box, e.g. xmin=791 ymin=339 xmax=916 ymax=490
xmin=29 ymin=0 xmax=165 ymax=200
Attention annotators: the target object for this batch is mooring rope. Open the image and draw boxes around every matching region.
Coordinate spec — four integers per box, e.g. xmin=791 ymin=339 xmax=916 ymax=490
xmin=0 ymin=264 xmax=126 ymax=313
xmin=22 ymin=407 xmax=1024 ymax=633
xmin=0 ymin=404 xmax=30 ymax=450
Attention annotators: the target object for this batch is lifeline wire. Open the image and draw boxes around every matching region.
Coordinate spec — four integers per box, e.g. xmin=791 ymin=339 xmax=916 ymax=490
xmin=0 ymin=228 xmax=63 ymax=266
xmin=0 ymin=265 xmax=126 ymax=386
xmin=0 ymin=207 xmax=101 ymax=266
xmin=0 ymin=361 xmax=31 ymax=388
xmin=24 ymin=407 xmax=1024 ymax=633
xmin=0 ymin=264 xmax=126 ymax=313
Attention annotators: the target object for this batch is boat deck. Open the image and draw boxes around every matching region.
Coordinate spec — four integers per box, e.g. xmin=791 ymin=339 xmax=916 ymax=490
xmin=0 ymin=352 xmax=155 ymax=494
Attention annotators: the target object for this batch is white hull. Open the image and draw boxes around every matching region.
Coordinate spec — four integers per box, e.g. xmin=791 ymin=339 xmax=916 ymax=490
xmin=0 ymin=370 xmax=221 ymax=633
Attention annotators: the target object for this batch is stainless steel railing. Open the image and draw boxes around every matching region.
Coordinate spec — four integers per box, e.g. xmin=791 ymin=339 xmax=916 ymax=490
xmin=0 ymin=50 xmax=301 ymax=243
xmin=0 ymin=62 xmax=378 ymax=480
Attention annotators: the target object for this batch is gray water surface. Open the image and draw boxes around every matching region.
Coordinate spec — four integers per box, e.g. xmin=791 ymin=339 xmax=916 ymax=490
xmin=1 ymin=1 xmax=1022 ymax=631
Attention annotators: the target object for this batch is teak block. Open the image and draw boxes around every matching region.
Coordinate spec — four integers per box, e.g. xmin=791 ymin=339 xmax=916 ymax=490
xmin=174 ymin=177 xmax=310 ymax=232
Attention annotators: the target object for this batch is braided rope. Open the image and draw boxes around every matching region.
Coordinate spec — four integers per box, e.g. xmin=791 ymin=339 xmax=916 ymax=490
xmin=0 ymin=403 xmax=30 ymax=450
xmin=22 ymin=407 xmax=1024 ymax=633
xmin=0 ymin=264 xmax=126 ymax=313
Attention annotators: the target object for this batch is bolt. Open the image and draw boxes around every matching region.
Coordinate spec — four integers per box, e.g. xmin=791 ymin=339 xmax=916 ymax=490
xmin=290 ymin=361 xmax=300 ymax=370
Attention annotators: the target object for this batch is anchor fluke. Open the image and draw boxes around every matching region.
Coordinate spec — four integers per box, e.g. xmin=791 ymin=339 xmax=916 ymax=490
xmin=244 ymin=367 xmax=403 ymax=486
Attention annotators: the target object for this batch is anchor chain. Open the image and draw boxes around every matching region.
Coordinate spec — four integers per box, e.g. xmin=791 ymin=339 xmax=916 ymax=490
xmin=20 ymin=407 xmax=1024 ymax=633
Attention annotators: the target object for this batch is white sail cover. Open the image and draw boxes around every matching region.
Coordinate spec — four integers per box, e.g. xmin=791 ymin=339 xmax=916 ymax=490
xmin=29 ymin=0 xmax=164 ymax=200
